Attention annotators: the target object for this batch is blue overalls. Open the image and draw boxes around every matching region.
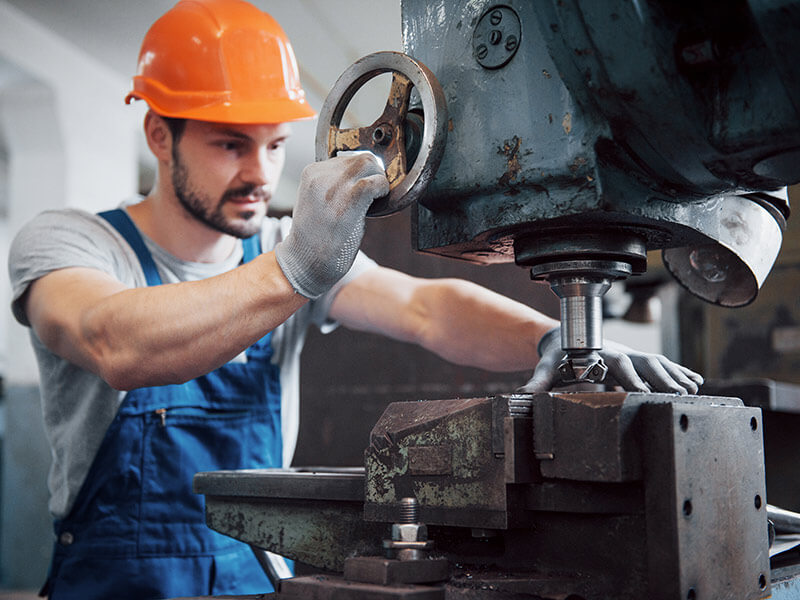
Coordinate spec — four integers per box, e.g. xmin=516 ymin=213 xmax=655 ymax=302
xmin=41 ymin=209 xmax=281 ymax=599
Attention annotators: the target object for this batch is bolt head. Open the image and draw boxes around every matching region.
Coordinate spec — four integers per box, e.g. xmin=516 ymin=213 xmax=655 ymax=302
xmin=372 ymin=124 xmax=393 ymax=146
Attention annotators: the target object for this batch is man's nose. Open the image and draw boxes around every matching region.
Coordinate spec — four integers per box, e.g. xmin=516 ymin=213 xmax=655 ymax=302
xmin=241 ymin=147 xmax=272 ymax=186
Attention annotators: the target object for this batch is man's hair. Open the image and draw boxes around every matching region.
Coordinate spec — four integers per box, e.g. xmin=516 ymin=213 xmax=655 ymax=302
xmin=161 ymin=116 xmax=187 ymax=144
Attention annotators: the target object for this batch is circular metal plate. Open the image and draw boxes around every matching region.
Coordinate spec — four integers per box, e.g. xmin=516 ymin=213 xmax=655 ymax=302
xmin=472 ymin=5 xmax=522 ymax=69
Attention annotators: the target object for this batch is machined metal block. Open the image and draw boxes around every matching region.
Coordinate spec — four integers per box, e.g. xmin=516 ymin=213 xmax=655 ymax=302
xmin=641 ymin=400 xmax=770 ymax=600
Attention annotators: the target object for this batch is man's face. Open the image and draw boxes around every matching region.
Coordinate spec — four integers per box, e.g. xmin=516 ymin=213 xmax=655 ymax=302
xmin=169 ymin=120 xmax=292 ymax=238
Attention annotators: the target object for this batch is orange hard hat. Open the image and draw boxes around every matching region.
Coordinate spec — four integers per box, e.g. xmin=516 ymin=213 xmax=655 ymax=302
xmin=125 ymin=0 xmax=316 ymax=123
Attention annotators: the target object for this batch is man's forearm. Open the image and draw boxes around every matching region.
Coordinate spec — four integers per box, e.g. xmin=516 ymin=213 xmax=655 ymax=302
xmin=410 ymin=278 xmax=558 ymax=372
xmin=28 ymin=253 xmax=307 ymax=390
xmin=331 ymin=268 xmax=558 ymax=373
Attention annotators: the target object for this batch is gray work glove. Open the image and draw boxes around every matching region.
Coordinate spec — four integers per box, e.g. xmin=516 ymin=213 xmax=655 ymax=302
xmin=275 ymin=153 xmax=389 ymax=299
xmin=520 ymin=327 xmax=704 ymax=394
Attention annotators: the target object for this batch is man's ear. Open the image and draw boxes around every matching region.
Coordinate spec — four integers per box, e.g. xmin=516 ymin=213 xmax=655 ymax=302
xmin=144 ymin=111 xmax=172 ymax=162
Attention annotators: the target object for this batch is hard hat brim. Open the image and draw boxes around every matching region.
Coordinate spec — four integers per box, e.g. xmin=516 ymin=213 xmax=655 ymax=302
xmin=126 ymin=92 xmax=317 ymax=124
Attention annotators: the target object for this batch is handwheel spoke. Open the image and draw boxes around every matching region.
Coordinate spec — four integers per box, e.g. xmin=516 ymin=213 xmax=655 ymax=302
xmin=384 ymin=148 xmax=407 ymax=188
xmin=369 ymin=74 xmax=413 ymax=186
xmin=381 ymin=73 xmax=413 ymax=121
xmin=328 ymin=126 xmax=368 ymax=152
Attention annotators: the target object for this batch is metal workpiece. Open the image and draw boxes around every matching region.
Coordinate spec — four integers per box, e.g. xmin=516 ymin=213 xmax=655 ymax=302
xmin=315 ymin=51 xmax=448 ymax=217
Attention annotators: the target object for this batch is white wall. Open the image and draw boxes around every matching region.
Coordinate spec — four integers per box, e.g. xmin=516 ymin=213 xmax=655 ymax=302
xmin=0 ymin=0 xmax=140 ymax=588
xmin=1 ymin=0 xmax=140 ymax=384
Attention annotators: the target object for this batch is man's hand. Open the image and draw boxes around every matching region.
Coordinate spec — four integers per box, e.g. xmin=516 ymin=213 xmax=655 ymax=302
xmin=519 ymin=327 xmax=704 ymax=394
xmin=275 ymin=153 xmax=389 ymax=299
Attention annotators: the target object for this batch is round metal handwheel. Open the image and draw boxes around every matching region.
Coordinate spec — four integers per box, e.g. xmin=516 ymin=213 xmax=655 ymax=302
xmin=315 ymin=51 xmax=448 ymax=217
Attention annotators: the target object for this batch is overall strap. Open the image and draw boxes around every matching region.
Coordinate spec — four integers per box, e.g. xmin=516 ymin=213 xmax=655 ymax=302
xmin=100 ymin=209 xmax=262 ymax=278
xmin=241 ymin=231 xmax=261 ymax=263
xmin=98 ymin=209 xmax=162 ymax=286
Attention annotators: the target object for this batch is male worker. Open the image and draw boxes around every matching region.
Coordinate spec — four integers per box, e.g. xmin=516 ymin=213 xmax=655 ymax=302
xmin=7 ymin=1 xmax=702 ymax=599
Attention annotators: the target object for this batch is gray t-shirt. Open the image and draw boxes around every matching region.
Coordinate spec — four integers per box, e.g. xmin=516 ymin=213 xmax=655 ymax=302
xmin=7 ymin=204 xmax=377 ymax=519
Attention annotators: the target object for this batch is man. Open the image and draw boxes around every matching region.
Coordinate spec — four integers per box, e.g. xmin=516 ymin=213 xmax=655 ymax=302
xmin=7 ymin=1 xmax=702 ymax=598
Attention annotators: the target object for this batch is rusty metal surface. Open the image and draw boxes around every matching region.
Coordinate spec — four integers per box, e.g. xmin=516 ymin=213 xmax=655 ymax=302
xmin=401 ymin=0 xmax=800 ymax=265
xmin=195 ymin=470 xmax=384 ymax=572
xmin=202 ymin=495 xmax=384 ymax=572
xmin=315 ymin=51 xmax=448 ymax=217
xmin=363 ymin=397 xmax=508 ymax=529
xmin=360 ymin=393 xmax=769 ymax=598
xmin=195 ymin=393 xmax=774 ymax=598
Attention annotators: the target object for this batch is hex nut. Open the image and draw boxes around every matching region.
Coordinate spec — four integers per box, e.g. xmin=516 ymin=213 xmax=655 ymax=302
xmin=392 ymin=523 xmax=428 ymax=542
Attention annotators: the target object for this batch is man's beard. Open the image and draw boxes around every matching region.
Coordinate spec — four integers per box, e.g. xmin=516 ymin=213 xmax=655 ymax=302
xmin=171 ymin=148 xmax=267 ymax=239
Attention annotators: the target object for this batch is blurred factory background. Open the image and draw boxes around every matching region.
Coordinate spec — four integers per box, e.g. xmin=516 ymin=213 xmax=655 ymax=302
xmin=1 ymin=0 xmax=798 ymax=595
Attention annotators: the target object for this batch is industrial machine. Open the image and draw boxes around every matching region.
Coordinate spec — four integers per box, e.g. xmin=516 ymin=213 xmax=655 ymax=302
xmin=192 ymin=1 xmax=800 ymax=598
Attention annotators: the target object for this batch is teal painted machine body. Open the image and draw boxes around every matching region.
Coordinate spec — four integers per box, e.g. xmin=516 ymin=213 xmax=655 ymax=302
xmin=402 ymin=0 xmax=797 ymax=293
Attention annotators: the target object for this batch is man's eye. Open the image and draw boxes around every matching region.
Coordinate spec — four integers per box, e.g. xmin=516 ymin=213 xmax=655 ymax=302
xmin=220 ymin=141 xmax=242 ymax=151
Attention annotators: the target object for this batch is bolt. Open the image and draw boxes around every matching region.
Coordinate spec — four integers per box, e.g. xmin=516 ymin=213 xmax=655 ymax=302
xmin=490 ymin=9 xmax=503 ymax=25
xmin=59 ymin=531 xmax=74 ymax=546
xmin=505 ymin=35 xmax=518 ymax=52
xmin=476 ymin=44 xmax=488 ymax=60
xmin=372 ymin=124 xmax=393 ymax=146
xmin=489 ymin=29 xmax=502 ymax=45
xmin=400 ymin=497 xmax=418 ymax=524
